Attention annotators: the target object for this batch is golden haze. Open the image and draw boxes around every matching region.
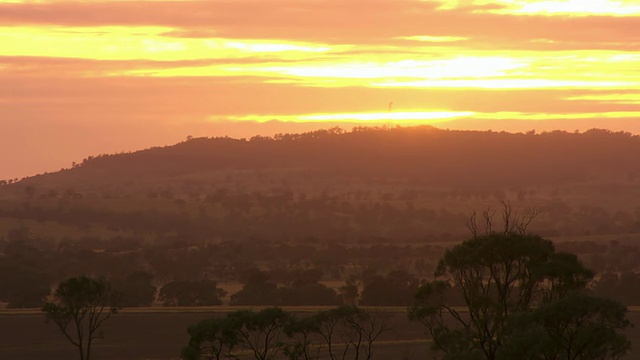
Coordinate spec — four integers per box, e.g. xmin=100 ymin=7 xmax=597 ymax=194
xmin=1 ymin=0 xmax=640 ymax=179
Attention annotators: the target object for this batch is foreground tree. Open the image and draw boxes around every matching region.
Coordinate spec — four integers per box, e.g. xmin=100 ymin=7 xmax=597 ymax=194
xmin=229 ymin=307 xmax=292 ymax=360
xmin=283 ymin=316 xmax=322 ymax=360
xmin=409 ymin=232 xmax=629 ymax=360
xmin=182 ymin=317 xmax=240 ymax=360
xmin=183 ymin=306 xmax=391 ymax=360
xmin=42 ymin=276 xmax=121 ymax=360
xmin=314 ymin=305 xmax=392 ymax=360
xmin=499 ymin=293 xmax=630 ymax=360
xmin=184 ymin=307 xmax=292 ymax=360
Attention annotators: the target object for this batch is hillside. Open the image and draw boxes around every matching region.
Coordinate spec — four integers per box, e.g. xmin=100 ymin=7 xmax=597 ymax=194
xmin=2 ymin=125 xmax=640 ymax=311
xmin=1 ymin=125 xmax=640 ymax=245
xmin=13 ymin=125 xmax=640 ymax=186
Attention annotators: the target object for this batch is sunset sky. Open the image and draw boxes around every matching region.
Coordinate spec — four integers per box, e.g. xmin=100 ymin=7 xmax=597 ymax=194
xmin=2 ymin=0 xmax=640 ymax=180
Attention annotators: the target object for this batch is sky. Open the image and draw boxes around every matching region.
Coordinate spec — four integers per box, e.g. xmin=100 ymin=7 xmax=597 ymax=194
xmin=1 ymin=0 xmax=640 ymax=180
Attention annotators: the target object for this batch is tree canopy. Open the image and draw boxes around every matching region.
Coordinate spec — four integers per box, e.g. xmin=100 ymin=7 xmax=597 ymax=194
xmin=409 ymin=232 xmax=630 ymax=360
xmin=42 ymin=276 xmax=121 ymax=360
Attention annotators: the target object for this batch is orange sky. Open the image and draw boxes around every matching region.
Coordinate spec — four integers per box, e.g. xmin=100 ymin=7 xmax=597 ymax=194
xmin=2 ymin=0 xmax=640 ymax=180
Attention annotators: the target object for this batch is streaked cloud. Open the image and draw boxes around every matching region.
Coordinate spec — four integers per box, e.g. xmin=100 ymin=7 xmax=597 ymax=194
xmin=566 ymin=93 xmax=640 ymax=105
xmin=227 ymin=111 xmax=476 ymax=124
xmin=0 ymin=25 xmax=341 ymax=61
xmin=221 ymin=110 xmax=640 ymax=125
xmin=399 ymin=35 xmax=469 ymax=43
xmin=433 ymin=0 xmax=640 ymax=16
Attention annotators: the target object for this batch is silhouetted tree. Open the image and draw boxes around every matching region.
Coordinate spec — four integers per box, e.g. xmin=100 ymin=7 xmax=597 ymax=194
xmin=409 ymin=233 xmax=628 ymax=360
xmin=42 ymin=276 xmax=121 ymax=360
xmin=228 ymin=307 xmax=292 ymax=360
xmin=278 ymin=270 xmax=338 ymax=306
xmin=182 ymin=316 xmax=240 ymax=360
xmin=499 ymin=293 xmax=630 ymax=360
xmin=314 ymin=306 xmax=392 ymax=360
xmin=230 ymin=270 xmax=279 ymax=305
xmin=283 ymin=316 xmax=322 ymax=360
xmin=338 ymin=279 xmax=359 ymax=306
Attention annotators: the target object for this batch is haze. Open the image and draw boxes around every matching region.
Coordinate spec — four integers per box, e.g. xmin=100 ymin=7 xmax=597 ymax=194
xmin=2 ymin=0 xmax=640 ymax=180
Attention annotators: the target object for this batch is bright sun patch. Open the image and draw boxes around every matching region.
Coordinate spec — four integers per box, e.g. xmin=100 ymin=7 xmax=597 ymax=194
xmin=217 ymin=109 xmax=640 ymax=125
xmin=222 ymin=111 xmax=476 ymax=124
xmin=0 ymin=26 xmax=340 ymax=61
xmin=434 ymin=0 xmax=640 ymax=16
xmin=507 ymin=0 xmax=640 ymax=16
xmin=399 ymin=35 xmax=469 ymax=43
xmin=566 ymin=93 xmax=640 ymax=104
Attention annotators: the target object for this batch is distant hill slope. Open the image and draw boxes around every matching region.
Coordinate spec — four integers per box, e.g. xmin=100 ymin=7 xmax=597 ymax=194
xmin=1 ymin=125 xmax=640 ymax=243
xmin=13 ymin=126 xmax=640 ymax=188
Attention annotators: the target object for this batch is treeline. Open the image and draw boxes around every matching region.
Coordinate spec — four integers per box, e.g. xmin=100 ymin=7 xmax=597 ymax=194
xmin=182 ymin=306 xmax=393 ymax=360
xmin=2 ymin=233 xmax=640 ymax=309
xmin=0 ymin=191 xmax=471 ymax=242
xmin=2 ymin=186 xmax=640 ymax=244
xmin=37 ymin=231 xmax=634 ymax=360
xmin=0 ymin=233 xmax=442 ymax=308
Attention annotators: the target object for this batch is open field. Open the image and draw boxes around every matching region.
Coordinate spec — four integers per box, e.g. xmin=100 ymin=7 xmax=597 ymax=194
xmin=1 ymin=308 xmax=640 ymax=359
xmin=0 ymin=308 xmax=426 ymax=360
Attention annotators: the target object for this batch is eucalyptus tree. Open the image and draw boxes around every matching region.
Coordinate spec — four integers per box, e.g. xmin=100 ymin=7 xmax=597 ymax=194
xmin=43 ymin=276 xmax=121 ymax=360
xmin=409 ymin=232 xmax=629 ymax=360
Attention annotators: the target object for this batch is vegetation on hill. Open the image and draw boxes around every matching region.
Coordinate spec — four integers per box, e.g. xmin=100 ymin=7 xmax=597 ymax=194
xmin=1 ymin=126 xmax=640 ymax=245
xmin=1 ymin=126 xmax=640 ymax=312
xmin=0 ymin=125 xmax=636 ymax=359
xmin=7 ymin=125 xmax=640 ymax=187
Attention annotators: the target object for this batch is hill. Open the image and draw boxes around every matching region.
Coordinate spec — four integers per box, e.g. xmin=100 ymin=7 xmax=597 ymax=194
xmin=2 ymin=125 xmax=640 ymax=311
xmin=13 ymin=125 xmax=640 ymax=185
xmin=1 ymin=125 xmax=640 ymax=245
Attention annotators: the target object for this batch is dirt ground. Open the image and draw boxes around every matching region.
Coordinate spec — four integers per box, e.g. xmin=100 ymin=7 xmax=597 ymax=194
xmin=0 ymin=309 xmax=638 ymax=360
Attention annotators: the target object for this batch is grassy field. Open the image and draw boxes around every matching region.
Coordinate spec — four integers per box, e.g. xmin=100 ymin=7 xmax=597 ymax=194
xmin=1 ymin=308 xmax=639 ymax=359
xmin=0 ymin=308 xmax=426 ymax=360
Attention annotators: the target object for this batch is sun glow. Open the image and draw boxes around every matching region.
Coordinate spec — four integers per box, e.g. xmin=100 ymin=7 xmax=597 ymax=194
xmin=472 ymin=111 xmax=640 ymax=120
xmin=502 ymin=0 xmax=640 ymax=16
xmin=372 ymin=79 xmax=637 ymax=90
xmin=566 ymin=94 xmax=640 ymax=104
xmin=2 ymin=0 xmax=640 ymax=163
xmin=264 ymin=57 xmax=524 ymax=79
xmin=223 ymin=111 xmax=476 ymax=124
xmin=4 ymin=21 xmax=639 ymax=94
xmin=0 ymin=26 xmax=339 ymax=61
xmin=434 ymin=0 xmax=640 ymax=16
xmin=223 ymin=110 xmax=640 ymax=125
xmin=399 ymin=36 xmax=469 ymax=43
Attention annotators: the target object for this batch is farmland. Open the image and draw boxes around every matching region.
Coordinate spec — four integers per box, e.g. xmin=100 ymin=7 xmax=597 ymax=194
xmin=2 ymin=307 xmax=640 ymax=359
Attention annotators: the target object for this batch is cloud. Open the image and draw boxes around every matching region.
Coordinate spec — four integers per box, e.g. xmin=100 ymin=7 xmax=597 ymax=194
xmin=0 ymin=0 xmax=638 ymax=50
